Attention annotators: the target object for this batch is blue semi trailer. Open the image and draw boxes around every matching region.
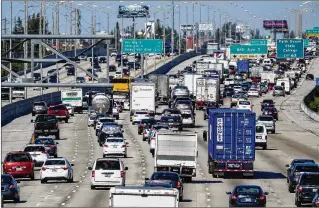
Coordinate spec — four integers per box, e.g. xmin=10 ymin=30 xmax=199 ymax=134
xmin=205 ymin=108 xmax=256 ymax=178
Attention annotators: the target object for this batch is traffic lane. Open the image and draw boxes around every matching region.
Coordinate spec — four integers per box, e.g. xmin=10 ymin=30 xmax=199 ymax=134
xmin=167 ymin=56 xmax=203 ymax=75
xmin=2 ymin=113 xmax=90 ymax=207
xmin=192 ymin=109 xmax=297 ymax=207
xmin=125 ymin=108 xmax=209 ymax=207
xmin=63 ymin=112 xmax=144 ymax=207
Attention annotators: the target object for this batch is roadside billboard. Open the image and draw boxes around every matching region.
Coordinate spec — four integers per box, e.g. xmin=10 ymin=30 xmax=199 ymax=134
xmin=118 ymin=5 xmax=150 ymax=18
xmin=263 ymin=20 xmax=288 ymax=32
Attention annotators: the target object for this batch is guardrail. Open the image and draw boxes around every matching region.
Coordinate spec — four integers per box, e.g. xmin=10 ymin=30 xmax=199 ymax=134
xmin=1 ymin=51 xmax=200 ymax=127
xmin=301 ymin=86 xmax=319 ymax=122
xmin=1 ymin=47 xmax=107 ymax=82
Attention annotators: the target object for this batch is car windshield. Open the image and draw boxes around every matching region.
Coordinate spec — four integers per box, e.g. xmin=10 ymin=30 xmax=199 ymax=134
xmin=136 ymin=112 xmax=148 ymax=115
xmin=24 ymin=146 xmax=45 ymax=152
xmin=264 ymin=107 xmax=275 ymax=112
xmin=89 ymin=115 xmax=97 ymax=119
xmin=258 ymin=116 xmax=273 ymax=121
xmin=182 ymin=114 xmax=192 ymax=119
xmin=239 ymin=101 xmax=250 ymax=105
xmin=256 ymin=126 xmax=264 ymax=133
xmin=34 ymin=102 xmax=45 ymax=106
xmin=100 ymin=118 xmax=114 ymax=122
xmin=301 ymin=176 xmax=319 ymax=185
xmin=6 ymin=154 xmax=30 ymax=162
xmin=275 ymin=86 xmax=283 ymax=90
xmin=106 ymin=138 xmax=124 ymax=143
xmin=263 ymin=100 xmax=274 ymax=104
xmin=95 ymin=160 xmax=120 ymax=170
xmin=102 ymin=126 xmax=121 ymax=133
xmin=295 ymin=166 xmax=319 ymax=172
xmin=45 ymin=160 xmax=66 ymax=166
xmin=151 ymin=173 xmax=178 ymax=181
xmin=162 ymin=117 xmax=180 ymax=121
xmin=50 ymin=105 xmax=66 ymax=110
xmin=293 ymin=160 xmax=315 ymax=165
xmin=35 ymin=139 xmax=54 ymax=145
xmin=235 ymin=187 xmax=261 ymax=195
xmin=1 ymin=175 xmax=12 ymax=184
xmin=147 ymin=182 xmax=172 ymax=188
xmin=35 ymin=115 xmax=57 ymax=122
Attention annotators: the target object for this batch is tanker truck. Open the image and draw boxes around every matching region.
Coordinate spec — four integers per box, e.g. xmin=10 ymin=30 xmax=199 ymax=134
xmin=92 ymin=94 xmax=113 ymax=115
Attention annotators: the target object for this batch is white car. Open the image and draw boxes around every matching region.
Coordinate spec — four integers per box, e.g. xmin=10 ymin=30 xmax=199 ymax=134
xmin=88 ymin=114 xmax=97 ymax=127
xmin=236 ymin=99 xmax=253 ymax=111
xmin=233 ymin=85 xmax=243 ymax=94
xmin=112 ymin=107 xmax=120 ymax=120
xmin=111 ymin=52 xmax=117 ymax=57
xmin=155 ymin=54 xmax=162 ymax=59
xmin=149 ymin=130 xmax=157 ymax=157
xmin=103 ymin=137 xmax=127 ymax=158
xmin=224 ymin=78 xmax=235 ymax=86
xmin=181 ymin=113 xmax=195 ymax=127
xmin=131 ymin=111 xmax=150 ymax=125
xmin=40 ymin=158 xmax=74 ymax=183
xmin=114 ymin=71 xmax=122 ymax=78
xmin=255 ymin=124 xmax=268 ymax=150
xmin=24 ymin=144 xmax=50 ymax=167
xmin=64 ymin=104 xmax=74 ymax=116
xmin=89 ymin=158 xmax=127 ymax=189
xmin=247 ymin=89 xmax=260 ymax=97
xmin=95 ymin=117 xmax=116 ymax=136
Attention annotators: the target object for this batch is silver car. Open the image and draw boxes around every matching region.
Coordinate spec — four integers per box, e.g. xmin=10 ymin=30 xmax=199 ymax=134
xmin=88 ymin=114 xmax=97 ymax=127
xmin=257 ymin=115 xmax=276 ymax=134
xmin=64 ymin=104 xmax=74 ymax=116
xmin=273 ymin=86 xmax=285 ymax=97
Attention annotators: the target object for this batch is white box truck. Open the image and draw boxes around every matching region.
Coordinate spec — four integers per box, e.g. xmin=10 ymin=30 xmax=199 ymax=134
xmin=148 ymin=74 xmax=170 ymax=105
xmin=276 ymin=78 xmax=291 ymax=94
xmin=195 ymin=61 xmax=209 ymax=74
xmin=109 ymin=186 xmax=179 ymax=207
xmin=130 ymin=82 xmax=156 ymax=116
xmin=195 ymin=77 xmax=206 ymax=110
xmin=206 ymin=78 xmax=220 ymax=103
xmin=183 ymin=74 xmax=202 ymax=95
xmin=61 ymin=88 xmax=83 ymax=113
xmin=208 ymin=63 xmax=224 ymax=82
xmin=154 ymin=131 xmax=198 ymax=182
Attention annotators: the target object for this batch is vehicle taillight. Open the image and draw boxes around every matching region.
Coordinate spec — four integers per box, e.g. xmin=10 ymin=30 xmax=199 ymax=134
xmin=121 ymin=144 xmax=126 ymax=148
xmin=120 ymin=170 xmax=124 ymax=178
xmin=297 ymin=186 xmax=302 ymax=193
xmin=91 ymin=170 xmax=95 ymax=177
xmin=315 ymin=201 xmax=319 ymax=206
xmin=56 ymin=124 xmax=58 ymax=129
xmin=50 ymin=145 xmax=55 ymax=148
xmin=42 ymin=167 xmax=46 ymax=171
xmin=104 ymin=144 xmax=109 ymax=148
xmin=9 ymin=185 xmax=15 ymax=189
xmin=183 ymin=168 xmax=189 ymax=171
xmin=62 ymin=167 xmax=68 ymax=170
xmin=259 ymin=196 xmax=265 ymax=200
xmin=144 ymin=130 xmax=147 ymax=134
xmin=177 ymin=181 xmax=181 ymax=188
xmin=42 ymin=151 xmax=46 ymax=154
xmin=145 ymin=114 xmax=149 ymax=117
xmin=34 ymin=123 xmax=38 ymax=129
xmin=231 ymin=195 xmax=237 ymax=200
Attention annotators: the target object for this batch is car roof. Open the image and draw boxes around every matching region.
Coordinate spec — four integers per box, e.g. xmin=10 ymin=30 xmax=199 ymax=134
xmin=152 ymin=171 xmax=179 ymax=176
xmin=46 ymin=157 xmax=67 ymax=161
xmin=259 ymin=115 xmax=273 ymax=118
xmin=6 ymin=151 xmax=29 ymax=155
xmin=234 ymin=184 xmax=262 ymax=189
xmin=105 ymin=137 xmax=124 ymax=140
xmin=25 ymin=144 xmax=46 ymax=147
xmin=294 ymin=163 xmax=319 ymax=167
xmin=292 ymin=159 xmax=315 ymax=163
xmin=96 ymin=158 xmax=120 ymax=161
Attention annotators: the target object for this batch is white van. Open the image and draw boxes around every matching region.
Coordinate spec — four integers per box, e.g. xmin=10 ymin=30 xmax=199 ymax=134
xmin=276 ymin=78 xmax=291 ymax=94
xmin=255 ymin=124 xmax=268 ymax=150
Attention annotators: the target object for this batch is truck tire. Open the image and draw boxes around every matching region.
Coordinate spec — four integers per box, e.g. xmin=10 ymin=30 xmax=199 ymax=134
xmin=272 ymin=130 xmax=275 ymax=134
xmin=178 ymin=127 xmax=183 ymax=131
xmin=55 ymin=132 xmax=60 ymax=140
xmin=65 ymin=118 xmax=68 ymax=123
xmin=32 ymin=113 xmax=35 ymax=116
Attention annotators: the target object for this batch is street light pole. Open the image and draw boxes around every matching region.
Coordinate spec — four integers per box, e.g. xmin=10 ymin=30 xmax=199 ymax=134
xmin=178 ymin=5 xmax=181 ymax=55
xmin=9 ymin=0 xmax=13 ymax=103
xmin=171 ymin=0 xmax=175 ymax=54
xmin=192 ymin=2 xmax=195 ymax=50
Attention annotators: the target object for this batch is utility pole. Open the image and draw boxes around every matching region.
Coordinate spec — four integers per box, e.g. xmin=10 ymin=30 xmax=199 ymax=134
xmin=39 ymin=1 xmax=43 ymax=95
xmin=107 ymin=13 xmax=110 ymax=34
xmin=69 ymin=3 xmax=72 ymax=50
xmin=24 ymin=0 xmax=28 ymax=79
xmin=115 ymin=23 xmax=117 ymax=52
xmin=163 ymin=11 xmax=166 ymax=59
xmin=185 ymin=3 xmax=188 ymax=52
xmin=171 ymin=1 xmax=175 ymax=54
xmin=9 ymin=0 xmax=13 ymax=103
xmin=178 ymin=5 xmax=181 ymax=55
xmin=3 ymin=18 xmax=7 ymax=34
xmin=219 ymin=13 xmax=221 ymax=45
xmin=56 ymin=3 xmax=60 ymax=51
xmin=43 ymin=0 xmax=46 ymax=56
xmin=192 ymin=2 xmax=195 ymax=50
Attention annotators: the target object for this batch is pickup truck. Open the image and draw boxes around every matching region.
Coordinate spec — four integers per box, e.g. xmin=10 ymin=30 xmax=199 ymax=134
xmin=47 ymin=104 xmax=70 ymax=123
xmin=31 ymin=115 xmax=60 ymax=140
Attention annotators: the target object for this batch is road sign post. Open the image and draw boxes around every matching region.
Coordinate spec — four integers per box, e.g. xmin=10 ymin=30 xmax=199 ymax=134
xmin=122 ymin=39 xmax=163 ymax=54
xmin=230 ymin=45 xmax=268 ymax=59
xmin=249 ymin=39 xmax=268 ymax=45
xmin=276 ymin=39 xmax=304 ymax=59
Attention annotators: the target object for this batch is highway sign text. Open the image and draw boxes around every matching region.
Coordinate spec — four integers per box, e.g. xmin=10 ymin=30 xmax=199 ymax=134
xmin=276 ymin=39 xmax=304 ymax=59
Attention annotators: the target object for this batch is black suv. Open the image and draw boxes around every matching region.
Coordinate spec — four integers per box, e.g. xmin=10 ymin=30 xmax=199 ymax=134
xmin=159 ymin=116 xmax=183 ymax=131
xmin=287 ymin=163 xmax=319 ymax=193
xmin=260 ymin=99 xmax=275 ymax=111
xmin=32 ymin=101 xmax=48 ymax=116
xmin=295 ymin=172 xmax=319 ymax=207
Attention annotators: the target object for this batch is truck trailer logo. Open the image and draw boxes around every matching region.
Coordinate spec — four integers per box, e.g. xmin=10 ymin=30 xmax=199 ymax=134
xmin=66 ymin=92 xmax=78 ymax=96
xmin=216 ymin=118 xmax=223 ymax=142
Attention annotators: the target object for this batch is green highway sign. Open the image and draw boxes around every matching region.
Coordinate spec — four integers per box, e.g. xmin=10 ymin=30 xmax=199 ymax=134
xmin=249 ymin=39 xmax=268 ymax=45
xmin=230 ymin=45 xmax=268 ymax=55
xmin=306 ymin=30 xmax=319 ymax=37
xmin=313 ymin=27 xmax=319 ymax=30
xmin=122 ymin=39 xmax=163 ymax=54
xmin=276 ymin=39 xmax=304 ymax=59
xmin=303 ymin=39 xmax=309 ymax=47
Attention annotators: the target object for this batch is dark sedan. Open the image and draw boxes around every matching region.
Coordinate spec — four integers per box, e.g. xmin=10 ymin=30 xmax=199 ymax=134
xmin=34 ymin=137 xmax=59 ymax=157
xmin=145 ymin=171 xmax=184 ymax=201
xmin=286 ymin=159 xmax=316 ymax=182
xmin=159 ymin=116 xmax=183 ymax=131
xmin=223 ymin=88 xmax=235 ymax=97
xmin=260 ymin=99 xmax=275 ymax=111
xmin=144 ymin=180 xmax=173 ymax=188
xmin=295 ymin=173 xmax=319 ymax=207
xmin=99 ymin=57 xmax=107 ymax=63
xmin=1 ymin=174 xmax=20 ymax=202
xmin=227 ymin=185 xmax=268 ymax=207
xmin=262 ymin=106 xmax=279 ymax=120
xmin=109 ymin=65 xmax=116 ymax=72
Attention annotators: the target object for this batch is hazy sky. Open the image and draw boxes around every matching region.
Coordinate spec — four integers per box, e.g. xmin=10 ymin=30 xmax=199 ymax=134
xmin=1 ymin=1 xmax=318 ymax=36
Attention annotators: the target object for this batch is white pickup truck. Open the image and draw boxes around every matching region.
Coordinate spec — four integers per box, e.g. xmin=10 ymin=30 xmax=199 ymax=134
xmin=154 ymin=131 xmax=198 ymax=182
xmin=109 ymin=186 xmax=179 ymax=207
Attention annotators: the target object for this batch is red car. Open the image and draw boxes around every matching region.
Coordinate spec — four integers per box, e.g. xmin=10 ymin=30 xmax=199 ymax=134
xmin=3 ymin=152 xmax=35 ymax=180
xmin=47 ymin=104 xmax=70 ymax=123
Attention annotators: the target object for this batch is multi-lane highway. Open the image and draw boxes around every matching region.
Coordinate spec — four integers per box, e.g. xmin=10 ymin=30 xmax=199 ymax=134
xmin=1 ymin=55 xmax=173 ymax=107
xmin=2 ymin=54 xmax=319 ymax=207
